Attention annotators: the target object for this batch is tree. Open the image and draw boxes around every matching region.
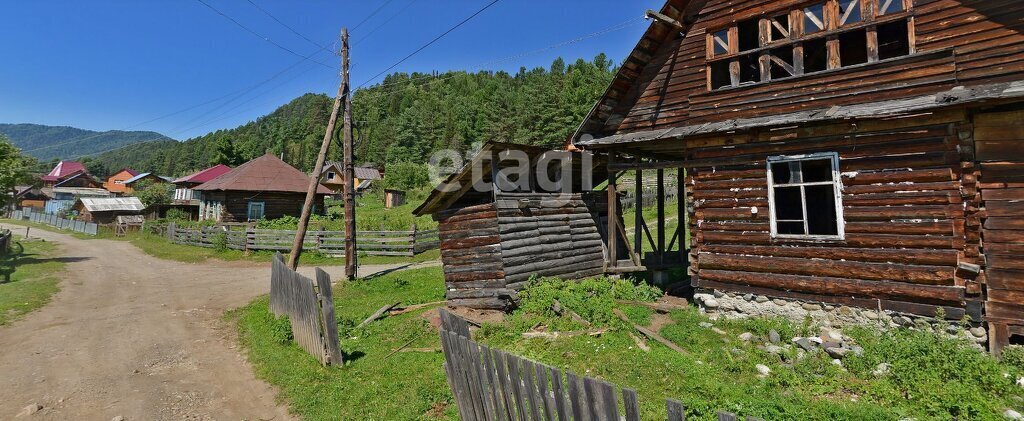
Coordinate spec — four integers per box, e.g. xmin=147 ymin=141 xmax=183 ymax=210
xmin=382 ymin=162 xmax=430 ymax=191
xmin=133 ymin=180 xmax=173 ymax=207
xmin=212 ymin=136 xmax=242 ymax=166
xmin=0 ymin=135 xmax=29 ymax=211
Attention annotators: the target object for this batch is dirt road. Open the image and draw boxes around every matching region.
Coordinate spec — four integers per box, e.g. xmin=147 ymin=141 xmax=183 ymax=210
xmin=0 ymin=224 xmax=428 ymax=420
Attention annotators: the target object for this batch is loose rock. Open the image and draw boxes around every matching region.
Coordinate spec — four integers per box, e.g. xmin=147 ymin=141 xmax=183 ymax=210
xmin=755 ymin=296 xmax=769 ymax=303
xmin=112 ymin=417 xmax=125 ymax=421
xmin=711 ymin=327 xmax=727 ymax=336
xmin=802 ymin=303 xmax=822 ymax=311
xmin=738 ymin=332 xmax=754 ymax=342
xmin=703 ymin=298 xmax=720 ymax=309
xmin=1004 ymin=409 xmax=1023 ymax=421
xmin=769 ymin=330 xmax=781 ymax=344
xmin=971 ymin=327 xmax=987 ymax=338
xmin=16 ymin=404 xmax=42 ymax=418
xmin=825 ymin=347 xmax=850 ymax=359
xmin=756 ymin=364 xmax=771 ymax=377
xmin=794 ymin=338 xmax=817 ymax=352
xmin=872 ymin=363 xmax=891 ymax=377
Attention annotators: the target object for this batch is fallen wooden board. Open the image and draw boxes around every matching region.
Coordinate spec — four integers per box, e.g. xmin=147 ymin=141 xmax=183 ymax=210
xmin=358 ymin=302 xmax=401 ymax=328
xmin=521 ymin=328 xmax=609 ymax=340
xmin=389 ymin=300 xmax=446 ymax=315
xmin=552 ymin=299 xmax=592 ymax=327
xmin=613 ymin=309 xmax=690 ymax=356
xmin=615 ymin=298 xmax=688 ymax=314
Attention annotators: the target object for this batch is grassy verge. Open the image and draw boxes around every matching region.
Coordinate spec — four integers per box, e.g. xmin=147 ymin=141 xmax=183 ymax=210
xmin=231 ymin=266 xmax=455 ymax=420
xmin=237 ymin=268 xmax=1024 ymax=420
xmin=0 ymin=236 xmax=66 ymax=325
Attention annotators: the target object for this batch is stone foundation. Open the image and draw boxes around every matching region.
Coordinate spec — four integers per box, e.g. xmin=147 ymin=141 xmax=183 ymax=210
xmin=693 ymin=290 xmax=988 ymax=347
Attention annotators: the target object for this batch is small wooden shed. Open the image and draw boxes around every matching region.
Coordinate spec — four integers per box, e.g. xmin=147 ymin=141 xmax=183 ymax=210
xmin=413 ymin=142 xmax=618 ymax=309
xmin=384 ymin=189 xmax=406 ymax=209
xmin=73 ymin=197 xmax=146 ymax=224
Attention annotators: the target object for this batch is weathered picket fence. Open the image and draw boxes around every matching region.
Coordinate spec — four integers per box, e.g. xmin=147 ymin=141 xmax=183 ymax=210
xmin=13 ymin=209 xmax=98 ymax=235
xmin=0 ymin=229 xmax=11 ymax=255
xmin=269 ymin=253 xmax=343 ymax=366
xmin=439 ymin=310 xmax=751 ymax=421
xmin=168 ymin=223 xmax=439 ymax=257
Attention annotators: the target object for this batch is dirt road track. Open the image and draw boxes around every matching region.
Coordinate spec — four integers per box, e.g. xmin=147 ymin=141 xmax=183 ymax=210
xmin=0 ymin=224 xmax=427 ymax=420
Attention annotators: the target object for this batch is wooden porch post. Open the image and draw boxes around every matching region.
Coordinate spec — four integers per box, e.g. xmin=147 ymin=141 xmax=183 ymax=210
xmin=657 ymin=168 xmax=666 ymax=266
xmin=607 ymin=152 xmax=618 ymax=268
xmin=635 ymin=161 xmax=643 ymax=259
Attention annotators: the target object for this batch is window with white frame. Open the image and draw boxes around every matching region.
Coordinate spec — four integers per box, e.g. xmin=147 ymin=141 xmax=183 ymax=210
xmin=326 ymin=171 xmax=336 ymax=180
xmin=766 ymin=153 xmax=845 ymax=239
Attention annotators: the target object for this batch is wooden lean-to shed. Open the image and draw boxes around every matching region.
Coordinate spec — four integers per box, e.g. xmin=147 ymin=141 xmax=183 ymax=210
xmin=572 ymin=0 xmax=1024 ymax=352
xmin=414 ymin=142 xmax=620 ymax=309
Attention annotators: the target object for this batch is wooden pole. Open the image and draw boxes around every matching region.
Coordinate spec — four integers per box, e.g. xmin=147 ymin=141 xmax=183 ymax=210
xmin=288 ymin=28 xmax=347 ymax=270
xmin=342 ymin=28 xmax=357 ymax=280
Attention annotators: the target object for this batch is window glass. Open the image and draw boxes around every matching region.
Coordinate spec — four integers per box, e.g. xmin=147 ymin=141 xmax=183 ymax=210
xmin=247 ymin=202 xmax=265 ymax=221
xmin=838 ymin=0 xmax=862 ymax=26
xmin=804 ymin=3 xmax=827 ymax=34
xmin=878 ymin=0 xmax=904 ymax=15
xmin=712 ymin=29 xmax=730 ymax=56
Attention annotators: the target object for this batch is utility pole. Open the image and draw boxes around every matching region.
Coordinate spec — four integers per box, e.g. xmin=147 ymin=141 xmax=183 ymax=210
xmin=342 ymin=28 xmax=357 ymax=280
xmin=288 ymin=28 xmax=348 ymax=270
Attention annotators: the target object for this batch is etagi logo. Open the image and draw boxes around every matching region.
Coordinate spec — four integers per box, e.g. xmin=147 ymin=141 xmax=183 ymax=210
xmin=426 ymin=145 xmax=596 ymax=205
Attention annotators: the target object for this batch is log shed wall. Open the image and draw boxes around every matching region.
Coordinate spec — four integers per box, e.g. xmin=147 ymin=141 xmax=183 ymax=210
xmin=974 ymin=109 xmax=1024 ymax=354
xmin=685 ymin=112 xmax=983 ymax=321
xmin=436 ymin=203 xmax=508 ymax=310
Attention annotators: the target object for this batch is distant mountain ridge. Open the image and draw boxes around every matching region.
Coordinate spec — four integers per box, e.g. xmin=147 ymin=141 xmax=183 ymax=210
xmin=0 ymin=123 xmax=175 ymax=162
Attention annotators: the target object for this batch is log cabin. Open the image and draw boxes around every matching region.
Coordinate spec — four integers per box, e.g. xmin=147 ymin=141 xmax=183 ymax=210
xmin=193 ymin=154 xmax=331 ymax=223
xmin=413 ymin=142 xmax=618 ymax=310
xmin=572 ymin=0 xmax=1024 ymax=353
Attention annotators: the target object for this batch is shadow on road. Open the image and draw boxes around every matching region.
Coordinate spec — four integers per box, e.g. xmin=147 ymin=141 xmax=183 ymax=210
xmin=0 ymin=241 xmax=91 ymax=284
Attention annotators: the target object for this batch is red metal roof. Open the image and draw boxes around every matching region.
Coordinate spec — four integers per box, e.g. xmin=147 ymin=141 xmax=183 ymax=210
xmin=172 ymin=164 xmax=232 ymax=184
xmin=41 ymin=161 xmax=87 ymax=181
xmin=193 ymin=154 xmax=331 ymax=194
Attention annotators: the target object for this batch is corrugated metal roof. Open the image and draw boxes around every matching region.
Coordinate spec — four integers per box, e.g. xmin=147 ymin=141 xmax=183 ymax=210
xmin=42 ymin=161 xmax=86 ymax=181
xmin=79 ymin=197 xmax=146 ymax=212
xmin=53 ymin=187 xmax=112 ymax=197
xmin=172 ymin=164 xmax=232 ymax=184
xmin=324 ymin=162 xmax=382 ymax=180
xmin=194 ymin=154 xmax=332 ymax=194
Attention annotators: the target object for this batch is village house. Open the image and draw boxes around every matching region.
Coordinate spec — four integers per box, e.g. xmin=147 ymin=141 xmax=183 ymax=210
xmin=120 ymin=172 xmax=171 ymax=195
xmin=12 ymin=186 xmax=47 ymax=211
xmin=171 ymin=164 xmax=232 ymax=203
xmin=193 ymin=154 xmax=331 ymax=222
xmin=320 ymin=161 xmax=381 ymax=194
xmin=565 ymin=0 xmax=1024 ymax=353
xmin=103 ymin=168 xmax=140 ymax=194
xmin=72 ymin=197 xmax=146 ymax=224
xmin=40 ymin=160 xmax=99 ymax=188
xmin=43 ymin=171 xmax=111 ymax=214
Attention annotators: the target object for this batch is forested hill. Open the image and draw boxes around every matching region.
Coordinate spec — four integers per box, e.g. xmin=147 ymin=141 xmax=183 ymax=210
xmin=93 ymin=55 xmax=617 ymax=177
xmin=0 ymin=123 xmax=174 ymax=162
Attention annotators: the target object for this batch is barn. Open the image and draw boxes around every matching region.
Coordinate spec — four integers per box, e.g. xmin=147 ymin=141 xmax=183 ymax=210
xmin=193 ymin=154 xmax=331 ymax=222
xmin=73 ymin=197 xmax=146 ymax=224
xmin=414 ymin=142 xmax=618 ymax=309
xmin=571 ymin=0 xmax=1024 ymax=352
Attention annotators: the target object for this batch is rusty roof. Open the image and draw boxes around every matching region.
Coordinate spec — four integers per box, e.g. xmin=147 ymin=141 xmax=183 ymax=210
xmin=193 ymin=154 xmax=331 ymax=194
xmin=172 ymin=164 xmax=232 ymax=184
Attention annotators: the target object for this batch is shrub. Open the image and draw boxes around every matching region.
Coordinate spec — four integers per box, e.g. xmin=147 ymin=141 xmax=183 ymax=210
xmin=1001 ymin=345 xmax=1024 ymax=374
xmin=211 ymin=232 xmax=229 ymax=252
xmin=164 ymin=208 xmax=190 ymax=221
xmin=513 ymin=276 xmax=662 ymax=330
xmin=382 ymin=162 xmax=430 ymax=191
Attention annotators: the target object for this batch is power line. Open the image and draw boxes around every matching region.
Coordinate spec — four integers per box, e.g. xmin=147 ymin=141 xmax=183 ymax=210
xmin=357 ymin=0 xmax=501 ymax=88
xmin=195 ymin=0 xmax=335 ymax=69
xmin=353 ymin=0 xmax=419 ymax=47
xmin=351 ymin=0 xmax=397 ymax=31
xmin=244 ymin=0 xmax=331 ymax=52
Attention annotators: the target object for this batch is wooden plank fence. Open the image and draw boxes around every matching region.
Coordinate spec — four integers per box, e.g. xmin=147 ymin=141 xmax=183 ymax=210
xmin=13 ymin=208 xmax=98 ymax=235
xmin=439 ymin=309 xmax=751 ymax=421
xmin=269 ymin=253 xmax=343 ymax=366
xmin=168 ymin=222 xmax=438 ymax=257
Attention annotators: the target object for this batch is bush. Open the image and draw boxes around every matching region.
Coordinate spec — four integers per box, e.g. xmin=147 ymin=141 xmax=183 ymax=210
xmin=512 ymin=276 xmax=662 ymax=331
xmin=164 ymin=208 xmax=190 ymax=221
xmin=211 ymin=232 xmax=229 ymax=252
xmin=382 ymin=162 xmax=430 ymax=191
xmin=1001 ymin=345 xmax=1024 ymax=374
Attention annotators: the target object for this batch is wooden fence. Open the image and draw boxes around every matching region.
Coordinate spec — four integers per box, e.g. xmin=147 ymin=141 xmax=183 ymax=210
xmin=439 ymin=310 xmax=751 ymax=421
xmin=269 ymin=253 xmax=343 ymax=366
xmin=13 ymin=209 xmax=98 ymax=235
xmin=0 ymin=229 xmax=11 ymax=256
xmin=167 ymin=223 xmax=439 ymax=257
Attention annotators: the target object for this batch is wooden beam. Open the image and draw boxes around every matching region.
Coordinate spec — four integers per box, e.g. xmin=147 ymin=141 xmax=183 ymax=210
xmin=644 ymin=9 xmax=684 ymax=32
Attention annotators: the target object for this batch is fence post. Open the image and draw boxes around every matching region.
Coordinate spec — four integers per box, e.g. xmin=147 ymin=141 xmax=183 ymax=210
xmin=167 ymin=222 xmax=176 ymax=242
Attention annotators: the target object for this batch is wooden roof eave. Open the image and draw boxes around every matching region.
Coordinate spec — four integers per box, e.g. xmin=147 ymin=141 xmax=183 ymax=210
xmin=571 ymin=0 xmax=708 ymax=144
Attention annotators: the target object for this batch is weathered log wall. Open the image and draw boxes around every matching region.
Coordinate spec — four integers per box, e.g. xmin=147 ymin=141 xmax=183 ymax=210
xmin=689 ymin=115 xmax=981 ymax=319
xmin=975 ymin=109 xmax=1024 ymax=354
xmin=496 ymin=193 xmax=607 ymax=290
xmin=600 ymin=0 xmax=1024 ymax=135
xmin=437 ymin=203 xmax=509 ymax=310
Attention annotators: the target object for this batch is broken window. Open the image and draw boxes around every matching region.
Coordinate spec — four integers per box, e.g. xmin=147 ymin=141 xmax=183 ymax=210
xmin=877 ymin=0 xmax=904 ymax=15
xmin=838 ymin=0 xmax=862 ymax=26
xmin=839 ymin=29 xmax=869 ymax=66
xmin=710 ymin=60 xmax=732 ymax=89
xmin=712 ymin=29 xmax=730 ymax=56
xmin=769 ymin=46 xmax=796 ymax=80
xmin=767 ymin=153 xmax=844 ymax=239
xmin=878 ymin=19 xmax=910 ymax=59
xmin=804 ymin=38 xmax=829 ymax=73
xmin=803 ymin=3 xmax=827 ymax=35
xmin=738 ymin=54 xmax=760 ymax=84
xmin=770 ymin=15 xmax=790 ymax=43
xmin=738 ymin=19 xmax=760 ymax=52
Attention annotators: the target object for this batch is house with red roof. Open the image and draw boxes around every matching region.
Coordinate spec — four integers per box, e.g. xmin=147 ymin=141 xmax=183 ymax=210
xmin=172 ymin=164 xmax=232 ymax=203
xmin=40 ymin=161 xmax=101 ymax=188
xmin=193 ymin=155 xmax=330 ymax=222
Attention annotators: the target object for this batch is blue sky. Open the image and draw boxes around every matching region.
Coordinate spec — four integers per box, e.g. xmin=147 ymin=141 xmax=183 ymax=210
xmin=0 ymin=1 xmax=660 ymax=142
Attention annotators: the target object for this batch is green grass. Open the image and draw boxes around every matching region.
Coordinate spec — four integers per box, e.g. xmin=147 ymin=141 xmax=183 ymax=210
xmin=231 ymin=266 xmax=455 ymax=420
xmin=0 ymin=236 xmax=66 ymax=325
xmin=237 ymin=270 xmax=1023 ymax=420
